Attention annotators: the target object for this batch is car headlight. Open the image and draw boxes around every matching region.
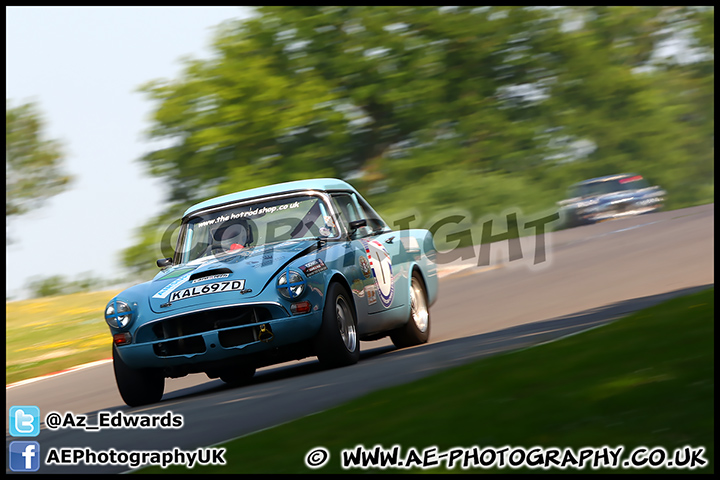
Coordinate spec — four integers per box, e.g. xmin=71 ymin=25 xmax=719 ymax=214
xmin=277 ymin=270 xmax=306 ymax=300
xmin=105 ymin=300 xmax=134 ymax=329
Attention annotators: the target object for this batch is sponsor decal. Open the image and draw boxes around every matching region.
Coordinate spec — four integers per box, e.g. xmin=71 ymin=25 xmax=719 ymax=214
xmin=358 ymin=255 xmax=372 ymax=278
xmin=299 ymin=259 xmax=328 ymax=277
xmin=158 ymin=266 xmax=198 ymax=280
xmin=351 ymin=278 xmax=365 ymax=296
xmin=195 ymin=201 xmax=302 ymax=228
xmin=261 ymin=246 xmax=274 ymax=267
xmin=191 ymin=273 xmax=230 ymax=284
xmin=365 ymin=285 xmax=377 ymax=305
xmin=169 ymin=280 xmax=246 ymax=302
xmin=362 ymin=239 xmax=395 ymax=308
xmin=152 ymin=272 xmax=194 ymax=299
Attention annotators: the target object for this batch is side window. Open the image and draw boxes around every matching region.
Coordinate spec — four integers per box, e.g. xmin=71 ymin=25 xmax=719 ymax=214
xmin=331 ymin=193 xmax=372 ymax=237
xmin=356 ymin=195 xmax=388 ymax=233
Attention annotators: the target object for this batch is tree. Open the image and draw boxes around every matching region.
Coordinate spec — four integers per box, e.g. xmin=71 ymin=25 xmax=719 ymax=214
xmin=25 ymin=271 xmax=109 ymax=298
xmin=6 ymin=100 xmax=72 ymax=218
xmin=25 ymin=275 xmax=67 ymax=298
xmin=125 ymin=7 xmax=713 ymax=275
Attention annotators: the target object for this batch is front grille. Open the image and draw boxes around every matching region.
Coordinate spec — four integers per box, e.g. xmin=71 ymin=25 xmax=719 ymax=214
xmin=136 ymin=304 xmax=288 ymax=358
xmin=136 ymin=305 xmax=276 ymax=343
xmin=218 ymin=326 xmax=259 ymax=348
xmin=153 ymin=337 xmax=206 ymax=357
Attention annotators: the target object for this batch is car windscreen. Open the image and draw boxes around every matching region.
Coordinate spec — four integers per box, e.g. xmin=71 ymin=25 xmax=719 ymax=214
xmin=177 ymin=195 xmax=338 ymax=263
xmin=574 ymin=176 xmax=650 ymax=197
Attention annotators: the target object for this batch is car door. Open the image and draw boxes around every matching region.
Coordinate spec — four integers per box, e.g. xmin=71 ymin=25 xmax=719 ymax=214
xmin=330 ymin=192 xmax=407 ymax=317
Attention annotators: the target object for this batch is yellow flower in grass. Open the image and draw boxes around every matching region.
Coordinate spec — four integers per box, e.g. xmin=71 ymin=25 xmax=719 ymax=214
xmin=36 ymin=340 xmax=76 ymax=351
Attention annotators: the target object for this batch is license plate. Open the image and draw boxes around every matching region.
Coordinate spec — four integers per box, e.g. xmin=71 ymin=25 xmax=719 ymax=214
xmin=169 ymin=280 xmax=245 ymax=302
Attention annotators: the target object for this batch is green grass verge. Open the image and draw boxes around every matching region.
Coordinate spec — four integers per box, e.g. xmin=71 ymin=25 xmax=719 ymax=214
xmin=142 ymin=288 xmax=713 ymax=474
xmin=6 ymin=290 xmax=119 ymax=385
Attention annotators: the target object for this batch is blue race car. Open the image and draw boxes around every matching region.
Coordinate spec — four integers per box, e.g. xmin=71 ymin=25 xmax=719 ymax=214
xmin=106 ymin=178 xmax=438 ymax=406
xmin=557 ymin=173 xmax=665 ymax=227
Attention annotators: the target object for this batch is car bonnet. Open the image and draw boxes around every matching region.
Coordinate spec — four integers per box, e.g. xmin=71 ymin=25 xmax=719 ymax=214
xmin=147 ymin=239 xmax=322 ymax=314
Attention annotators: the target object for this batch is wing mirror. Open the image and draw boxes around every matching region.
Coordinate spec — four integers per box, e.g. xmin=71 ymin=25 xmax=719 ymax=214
xmin=349 ymin=219 xmax=367 ymax=229
xmin=156 ymin=258 xmax=173 ymax=268
xmin=347 ymin=219 xmax=368 ymax=239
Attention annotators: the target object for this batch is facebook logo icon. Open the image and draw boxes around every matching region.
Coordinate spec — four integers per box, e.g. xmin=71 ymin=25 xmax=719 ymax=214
xmin=9 ymin=406 xmax=40 ymax=437
xmin=9 ymin=441 xmax=41 ymax=472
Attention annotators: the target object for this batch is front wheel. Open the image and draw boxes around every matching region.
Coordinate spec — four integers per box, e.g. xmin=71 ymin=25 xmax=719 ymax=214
xmin=113 ymin=345 xmax=164 ymax=407
xmin=313 ymin=282 xmax=360 ymax=367
xmin=390 ymin=271 xmax=430 ymax=348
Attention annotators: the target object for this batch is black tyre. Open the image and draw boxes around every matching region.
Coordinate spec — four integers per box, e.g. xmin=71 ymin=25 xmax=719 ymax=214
xmin=313 ymin=282 xmax=360 ymax=367
xmin=113 ymin=345 xmax=164 ymax=407
xmin=390 ymin=271 xmax=430 ymax=348
xmin=218 ymin=365 xmax=256 ymax=386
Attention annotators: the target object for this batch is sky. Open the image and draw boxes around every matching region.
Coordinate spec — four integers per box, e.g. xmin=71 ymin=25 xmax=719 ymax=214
xmin=6 ymin=6 xmax=255 ymax=299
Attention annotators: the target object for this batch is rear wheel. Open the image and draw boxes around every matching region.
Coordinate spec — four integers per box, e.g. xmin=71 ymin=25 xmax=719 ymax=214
xmin=390 ymin=271 xmax=430 ymax=348
xmin=113 ymin=345 xmax=164 ymax=407
xmin=314 ymin=282 xmax=360 ymax=367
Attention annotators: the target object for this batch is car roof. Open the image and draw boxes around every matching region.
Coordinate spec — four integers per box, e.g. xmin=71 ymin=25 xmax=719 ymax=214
xmin=573 ymin=173 xmax=640 ymax=186
xmin=184 ymin=178 xmax=358 ymax=217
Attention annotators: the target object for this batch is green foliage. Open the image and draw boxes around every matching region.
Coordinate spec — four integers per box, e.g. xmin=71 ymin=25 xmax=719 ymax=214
xmin=25 ymin=272 xmax=114 ymax=298
xmin=6 ymin=100 xmax=72 ymax=218
xmin=125 ymin=7 xmax=714 ymax=275
xmin=25 ymin=275 xmax=67 ymax=298
xmin=121 ymin=208 xmax=185 ymax=280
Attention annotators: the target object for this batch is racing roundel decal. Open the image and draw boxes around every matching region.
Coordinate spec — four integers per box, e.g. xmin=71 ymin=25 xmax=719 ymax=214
xmin=363 ymin=239 xmax=394 ymax=308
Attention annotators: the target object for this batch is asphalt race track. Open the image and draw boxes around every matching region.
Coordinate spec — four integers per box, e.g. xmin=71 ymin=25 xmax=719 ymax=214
xmin=6 ymin=204 xmax=714 ymax=474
